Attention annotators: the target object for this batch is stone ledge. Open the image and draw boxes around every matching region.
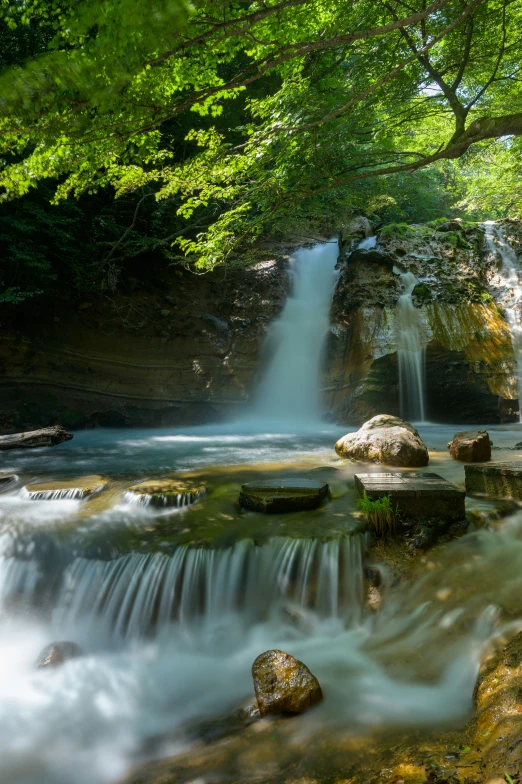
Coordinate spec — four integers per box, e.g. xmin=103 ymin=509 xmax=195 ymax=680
xmin=465 ymin=461 xmax=522 ymax=499
xmin=355 ymin=471 xmax=465 ymax=519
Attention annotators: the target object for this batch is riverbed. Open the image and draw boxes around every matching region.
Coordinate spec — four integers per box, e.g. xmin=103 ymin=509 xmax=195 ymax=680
xmin=1 ymin=422 xmax=522 ymax=784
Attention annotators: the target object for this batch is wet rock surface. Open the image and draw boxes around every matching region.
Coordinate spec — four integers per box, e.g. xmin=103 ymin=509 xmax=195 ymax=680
xmin=252 ymin=649 xmax=323 ymax=716
xmin=0 ymin=474 xmax=18 ymax=492
xmin=465 ymin=461 xmax=522 ymax=498
xmin=449 ymin=429 xmax=492 ymax=461
xmin=36 ymin=641 xmax=83 ymax=668
xmin=239 ymin=478 xmax=328 ymax=513
xmin=335 ymin=415 xmax=429 ymax=466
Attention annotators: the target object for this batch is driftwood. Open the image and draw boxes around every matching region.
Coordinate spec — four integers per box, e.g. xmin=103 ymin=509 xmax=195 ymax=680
xmin=0 ymin=425 xmax=73 ymax=450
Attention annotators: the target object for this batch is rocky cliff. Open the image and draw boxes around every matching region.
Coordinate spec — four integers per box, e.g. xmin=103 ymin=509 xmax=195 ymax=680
xmin=1 ymin=221 xmax=521 ymax=432
xmin=0 ymin=250 xmax=290 ymax=432
xmin=324 ymin=219 xmax=520 ymax=424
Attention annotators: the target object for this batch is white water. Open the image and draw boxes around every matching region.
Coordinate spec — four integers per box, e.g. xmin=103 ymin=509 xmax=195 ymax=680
xmin=249 ymin=242 xmax=339 ymax=426
xmin=484 ymin=222 xmax=522 ymax=419
xmin=394 ymin=267 xmax=427 ymax=422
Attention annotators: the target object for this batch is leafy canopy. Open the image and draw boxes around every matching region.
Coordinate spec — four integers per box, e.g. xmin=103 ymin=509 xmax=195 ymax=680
xmin=2 ymin=0 xmax=522 ymax=268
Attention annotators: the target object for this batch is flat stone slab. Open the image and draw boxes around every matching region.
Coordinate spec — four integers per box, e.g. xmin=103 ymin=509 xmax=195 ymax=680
xmin=239 ymin=478 xmax=329 ymax=514
xmin=355 ymin=472 xmax=465 ymax=520
xmin=465 ymin=462 xmax=522 ymax=499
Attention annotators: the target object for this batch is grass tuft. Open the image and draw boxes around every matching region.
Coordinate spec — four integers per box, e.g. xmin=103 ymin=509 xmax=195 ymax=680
xmin=357 ymin=492 xmax=398 ymax=536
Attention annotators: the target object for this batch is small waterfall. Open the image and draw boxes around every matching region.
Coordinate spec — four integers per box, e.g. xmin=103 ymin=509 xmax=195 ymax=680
xmin=484 ymin=222 xmax=522 ymax=418
xmin=122 ymin=489 xmax=205 ymax=508
xmin=21 ymin=487 xmax=90 ymax=501
xmin=394 ymin=267 xmax=427 ymax=422
xmin=47 ymin=535 xmax=365 ymax=639
xmin=250 ymin=242 xmax=339 ymax=424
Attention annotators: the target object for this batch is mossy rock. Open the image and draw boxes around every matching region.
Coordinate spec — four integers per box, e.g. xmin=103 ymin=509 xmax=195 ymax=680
xmin=126 ymin=478 xmax=207 ymax=507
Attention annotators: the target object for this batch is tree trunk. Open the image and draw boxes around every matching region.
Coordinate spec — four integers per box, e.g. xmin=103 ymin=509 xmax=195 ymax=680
xmin=0 ymin=426 xmax=74 ymax=450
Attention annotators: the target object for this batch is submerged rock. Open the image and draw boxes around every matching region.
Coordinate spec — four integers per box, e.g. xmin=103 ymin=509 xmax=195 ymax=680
xmin=36 ymin=641 xmax=83 ymax=668
xmin=252 ymin=649 xmax=323 ymax=716
xmin=335 ymin=415 xmax=429 ymax=467
xmin=239 ymin=478 xmax=328 ymax=513
xmin=125 ymin=478 xmax=206 ymax=508
xmin=24 ymin=474 xmax=107 ymax=500
xmin=0 ymin=474 xmax=18 ymax=492
xmin=449 ymin=429 xmax=491 ymax=462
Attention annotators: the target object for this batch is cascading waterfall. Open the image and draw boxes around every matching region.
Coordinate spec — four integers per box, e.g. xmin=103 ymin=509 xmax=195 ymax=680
xmin=394 ymin=267 xmax=427 ymax=421
xmin=0 ymin=535 xmax=365 ymax=638
xmin=122 ymin=489 xmax=205 ymax=508
xmin=484 ymin=222 xmax=522 ymax=418
xmin=250 ymin=241 xmax=339 ymax=424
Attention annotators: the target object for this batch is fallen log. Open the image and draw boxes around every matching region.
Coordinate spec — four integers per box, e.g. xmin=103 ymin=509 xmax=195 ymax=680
xmin=0 ymin=425 xmax=74 ymax=450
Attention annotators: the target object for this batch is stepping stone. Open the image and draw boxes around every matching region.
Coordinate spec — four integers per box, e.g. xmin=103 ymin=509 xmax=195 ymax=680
xmin=24 ymin=475 xmax=107 ymax=500
xmin=465 ymin=462 xmax=522 ymax=499
xmin=355 ymin=472 xmax=465 ymax=520
xmin=239 ymin=478 xmax=328 ymax=513
xmin=125 ymin=479 xmax=206 ymax=508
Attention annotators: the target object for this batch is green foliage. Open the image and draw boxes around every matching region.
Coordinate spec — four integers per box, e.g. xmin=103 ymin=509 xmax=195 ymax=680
xmin=1 ymin=0 xmax=522 ymax=298
xmin=356 ymin=493 xmax=398 ymax=536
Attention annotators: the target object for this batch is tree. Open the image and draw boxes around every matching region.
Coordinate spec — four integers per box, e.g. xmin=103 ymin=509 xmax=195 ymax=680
xmin=1 ymin=0 xmax=522 ymax=268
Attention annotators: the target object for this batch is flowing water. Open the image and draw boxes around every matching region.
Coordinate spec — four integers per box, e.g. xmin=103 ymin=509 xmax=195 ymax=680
xmin=394 ymin=267 xmax=427 ymax=422
xmin=484 ymin=222 xmax=522 ymax=419
xmin=249 ymin=241 xmax=339 ymax=426
xmin=2 ymin=239 xmax=522 ymax=783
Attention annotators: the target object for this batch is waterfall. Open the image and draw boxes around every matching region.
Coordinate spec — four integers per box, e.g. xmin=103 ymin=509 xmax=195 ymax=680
xmin=250 ymin=242 xmax=339 ymax=425
xmin=394 ymin=268 xmax=427 ymax=422
xmin=484 ymin=222 xmax=522 ymax=418
xmin=0 ymin=535 xmax=365 ymax=639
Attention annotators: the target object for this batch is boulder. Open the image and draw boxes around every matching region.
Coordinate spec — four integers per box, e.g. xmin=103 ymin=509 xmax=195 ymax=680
xmin=0 ymin=425 xmax=73 ymax=451
xmin=239 ymin=478 xmax=328 ymax=513
xmin=335 ymin=415 xmax=429 ymax=467
xmin=36 ymin=641 xmax=83 ymax=668
xmin=126 ymin=478 xmax=206 ymax=508
xmin=24 ymin=475 xmax=107 ymax=500
xmin=449 ymin=430 xmax=491 ymax=462
xmin=252 ymin=649 xmax=323 ymax=716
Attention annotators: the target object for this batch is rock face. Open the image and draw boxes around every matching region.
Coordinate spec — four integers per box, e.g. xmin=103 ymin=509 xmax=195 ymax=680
xmin=36 ymin=641 xmax=83 ymax=668
xmin=126 ymin=478 xmax=206 ymax=507
xmin=24 ymin=474 xmax=106 ymax=500
xmin=465 ymin=462 xmax=522 ymax=499
xmin=0 ymin=425 xmax=73 ymax=450
xmin=449 ymin=430 xmax=491 ymax=462
xmin=252 ymin=649 xmax=323 ymax=716
xmin=239 ymin=478 xmax=328 ymax=513
xmin=335 ymin=415 xmax=429 ymax=467
xmin=325 ymin=219 xmax=521 ymax=425
xmin=0 ymin=252 xmax=290 ymax=432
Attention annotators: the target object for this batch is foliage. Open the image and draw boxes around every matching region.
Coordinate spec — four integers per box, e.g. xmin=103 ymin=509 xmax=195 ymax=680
xmin=357 ymin=492 xmax=398 ymax=536
xmin=1 ymin=0 xmax=522 ymax=273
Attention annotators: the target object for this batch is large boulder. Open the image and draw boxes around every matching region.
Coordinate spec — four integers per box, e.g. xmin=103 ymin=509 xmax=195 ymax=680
xmin=449 ymin=430 xmax=491 ymax=462
xmin=335 ymin=415 xmax=429 ymax=467
xmin=36 ymin=641 xmax=83 ymax=669
xmin=252 ymin=649 xmax=323 ymax=716
xmin=239 ymin=478 xmax=328 ymax=513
